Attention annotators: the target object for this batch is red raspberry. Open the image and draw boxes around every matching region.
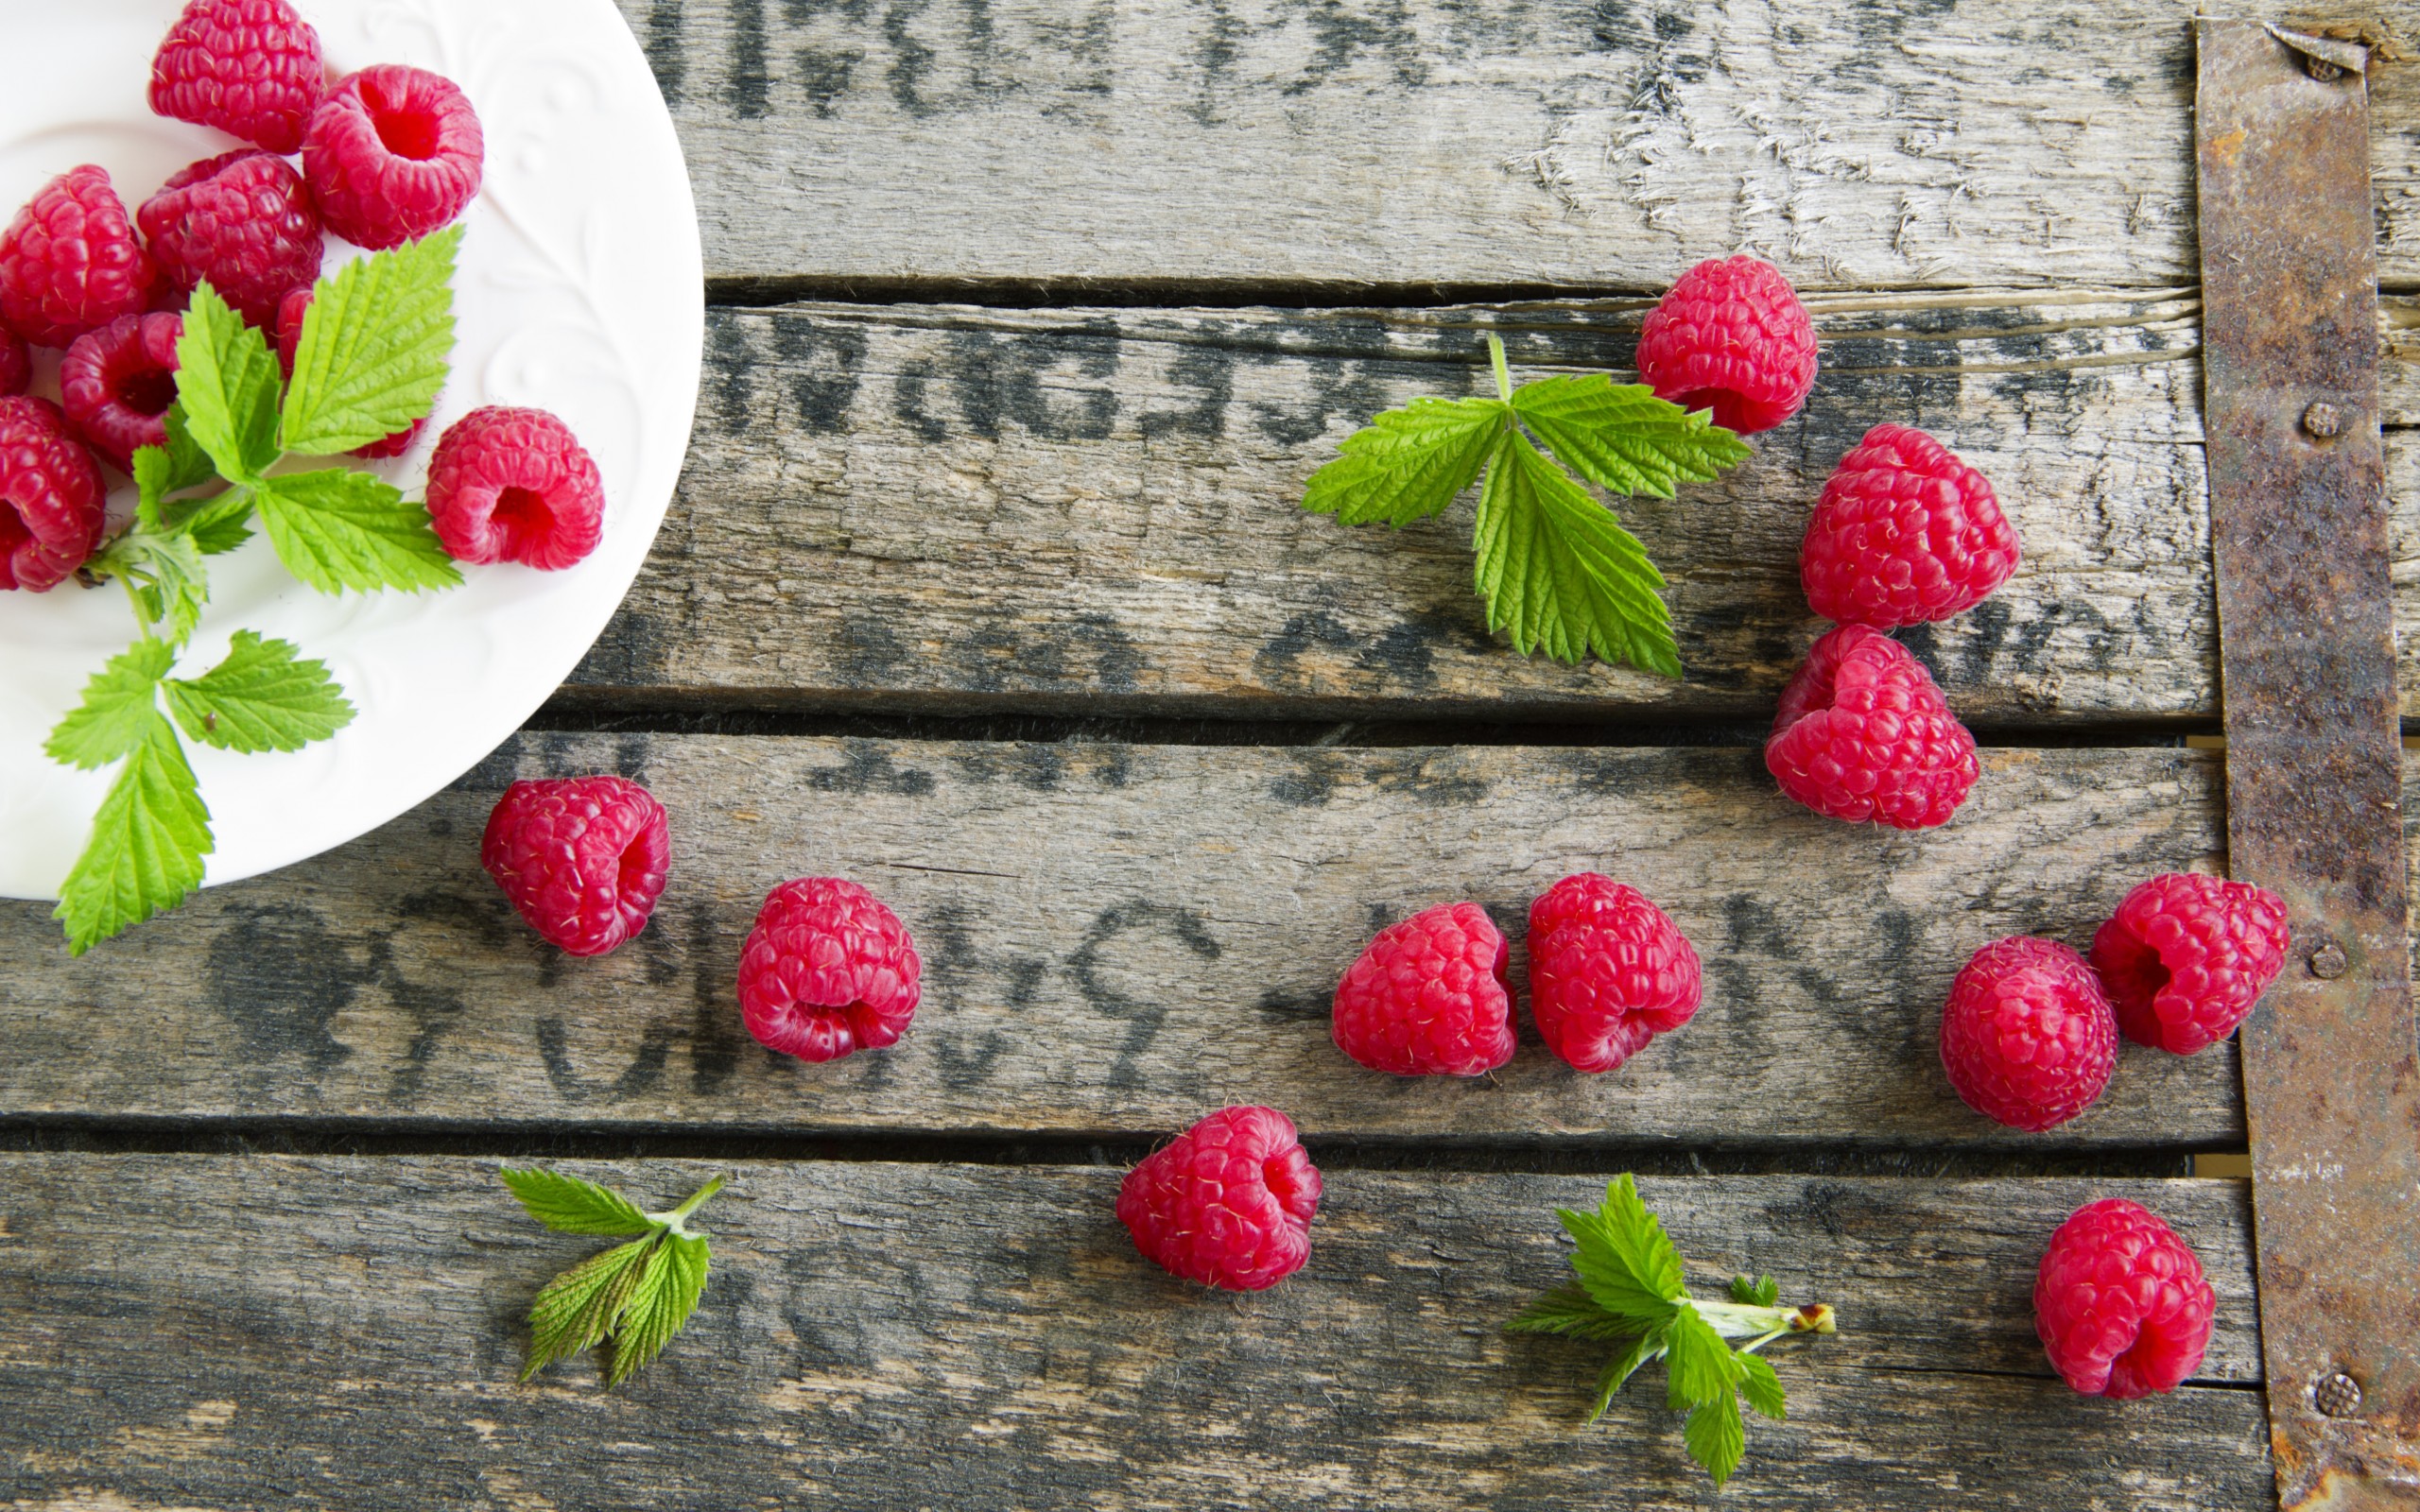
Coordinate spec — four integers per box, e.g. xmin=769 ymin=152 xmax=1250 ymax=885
xmin=0 ymin=166 xmax=158 ymax=350
xmin=1333 ymin=902 xmax=1516 ymax=1076
xmin=2034 ymin=1198 xmax=2216 ymax=1399
xmin=275 ymin=287 xmax=423 ymax=458
xmin=1801 ymin=424 xmax=2020 ymax=627
xmin=138 ymin=150 xmax=322 ymax=332
xmin=1528 ymin=873 xmax=1702 ymax=1074
xmin=1116 ymin=1105 xmax=1321 ymax=1292
xmin=479 ymin=776 xmax=670 ymax=957
xmin=0 ymin=332 xmax=26 ymax=398
xmin=0 ymin=398 xmax=106 ymax=592
xmin=147 ymin=0 xmax=325 ymax=155
xmin=60 ymin=314 xmax=182 ymax=474
xmin=424 ymin=406 xmax=605 ymax=569
xmin=737 ymin=878 xmax=922 ymax=1063
xmin=1766 ymin=624 xmax=1979 ymax=830
xmin=2091 ymin=873 xmax=2291 ymax=1055
xmin=303 ymin=65 xmax=484 ymax=251
xmin=1939 ymin=936 xmax=2118 ymax=1132
xmin=1634 ymin=255 xmax=1818 ymax=435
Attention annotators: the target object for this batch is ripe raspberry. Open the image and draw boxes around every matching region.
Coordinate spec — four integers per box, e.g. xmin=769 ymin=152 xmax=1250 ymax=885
xmin=2034 ymin=1198 xmax=2216 ymax=1399
xmin=0 ymin=166 xmax=158 ymax=350
xmin=479 ymin=776 xmax=670 ymax=957
xmin=147 ymin=0 xmax=325 ymax=154
xmin=1801 ymin=424 xmax=2020 ymax=627
xmin=1116 ymin=1105 xmax=1321 ymax=1292
xmin=60 ymin=314 xmax=182 ymax=473
xmin=1634 ymin=255 xmax=1819 ymax=435
xmin=424 ymin=406 xmax=605 ymax=569
xmin=0 ymin=332 xmax=26 ymax=398
xmin=303 ymin=65 xmax=484 ymax=250
xmin=1528 ymin=873 xmax=1702 ymax=1074
xmin=0 ymin=398 xmax=106 ymax=592
xmin=1939 ymin=936 xmax=2118 ymax=1132
xmin=737 ymin=878 xmax=922 ymax=1062
xmin=1766 ymin=624 xmax=1979 ymax=830
xmin=138 ymin=150 xmax=322 ymax=331
xmin=2091 ymin=872 xmax=2291 ymax=1055
xmin=275 ymin=287 xmax=423 ymax=458
xmin=1333 ymin=902 xmax=1516 ymax=1076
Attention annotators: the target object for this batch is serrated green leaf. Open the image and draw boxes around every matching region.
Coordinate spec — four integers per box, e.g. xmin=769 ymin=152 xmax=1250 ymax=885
xmin=1685 ymin=1389 xmax=1748 ymax=1486
xmin=1301 ymin=396 xmax=1505 ymax=526
xmin=609 ymin=1231 xmax=710 ymax=1384
xmin=1737 ymin=1349 xmax=1787 ymax=1420
xmin=52 ymin=716 xmax=211 ymax=955
xmin=133 ymin=406 xmax=221 ymax=534
xmin=142 ymin=531 xmax=211 ymax=645
xmin=254 ymin=468 xmax=463 ymax=595
xmin=1664 ymin=1306 xmax=1745 ymax=1409
xmin=1729 ymin=1273 xmax=1780 ymax=1308
xmin=174 ymin=283 xmax=282 ymax=482
xmin=1599 ymin=1175 xmax=1687 ymax=1304
xmin=500 ymin=1169 xmax=656 ymax=1237
xmin=1507 ymin=1283 xmax=1643 ymax=1341
xmin=282 ymin=229 xmax=461 ymax=455
xmin=44 ymin=641 xmax=175 ymax=770
xmin=1561 ymin=1205 xmax=1686 ymax=1330
xmin=1511 ymin=374 xmax=1751 ymax=499
xmin=1472 ymin=430 xmax=1682 ymax=677
xmin=1587 ymin=1326 xmax=1668 ymax=1423
xmin=162 ymin=631 xmax=354 ymax=753
xmin=184 ymin=490 xmax=257 ymax=556
xmin=525 ymin=1235 xmax=655 ymax=1381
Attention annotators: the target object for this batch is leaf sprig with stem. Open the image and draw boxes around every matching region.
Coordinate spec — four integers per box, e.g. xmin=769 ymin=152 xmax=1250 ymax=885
xmin=503 ymin=1168 xmax=728 ymax=1385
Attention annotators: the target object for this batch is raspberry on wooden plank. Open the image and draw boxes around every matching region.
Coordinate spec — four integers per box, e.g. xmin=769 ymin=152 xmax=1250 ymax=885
xmin=480 ymin=776 xmax=671 ymax=956
xmin=1634 ymin=256 xmax=1818 ymax=435
xmin=1117 ymin=1106 xmax=1322 ymax=1291
xmin=737 ymin=878 xmax=923 ymax=1062
xmin=1332 ymin=901 xmax=1516 ymax=1076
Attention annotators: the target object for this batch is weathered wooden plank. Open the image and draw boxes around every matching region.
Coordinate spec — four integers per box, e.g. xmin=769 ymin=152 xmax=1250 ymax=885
xmin=0 ymin=733 xmax=2247 ymax=1146
xmin=618 ymin=0 xmax=2420 ymax=292
xmin=0 ymin=1156 xmax=2272 ymax=1508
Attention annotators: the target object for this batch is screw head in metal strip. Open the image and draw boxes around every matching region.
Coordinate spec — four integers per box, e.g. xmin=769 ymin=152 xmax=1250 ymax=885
xmin=2303 ymin=401 xmax=2344 ymax=438
xmin=2313 ymin=1370 xmax=2363 ymax=1418
xmin=2308 ymin=940 xmax=2349 ymax=979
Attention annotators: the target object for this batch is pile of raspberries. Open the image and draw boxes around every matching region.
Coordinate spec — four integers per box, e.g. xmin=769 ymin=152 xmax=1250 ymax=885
xmin=0 ymin=0 xmax=607 ymax=593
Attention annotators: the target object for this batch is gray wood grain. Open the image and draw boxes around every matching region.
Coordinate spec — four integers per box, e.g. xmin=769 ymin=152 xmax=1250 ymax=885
xmin=615 ymin=0 xmax=2420 ymax=293
xmin=0 ymin=1155 xmax=2271 ymax=1509
xmin=0 ymin=733 xmax=2249 ymax=1146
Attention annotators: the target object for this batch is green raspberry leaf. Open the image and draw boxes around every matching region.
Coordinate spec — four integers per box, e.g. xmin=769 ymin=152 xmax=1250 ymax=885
xmin=1664 ymin=1305 xmax=1746 ymax=1410
xmin=52 ymin=715 xmax=212 ymax=955
xmin=609 ymin=1231 xmax=710 ymax=1385
xmin=1507 ymin=1282 xmax=1645 ymax=1341
xmin=1473 ymin=429 xmax=1682 ymax=677
xmin=1302 ymin=397 xmax=1506 ymax=526
xmin=1588 ymin=1327 xmax=1668 ymax=1423
xmin=1731 ymin=1273 xmax=1782 ymax=1308
xmin=1599 ymin=1175 xmax=1687 ymax=1304
xmin=524 ymin=1235 xmax=655 ymax=1381
xmin=500 ymin=1169 xmax=656 ymax=1237
xmin=173 ymin=282 xmax=283 ymax=482
xmin=1510 ymin=375 xmax=1751 ymax=500
xmin=1685 ymin=1390 xmax=1748 ymax=1486
xmin=1561 ymin=1201 xmax=1686 ymax=1329
xmin=44 ymin=640 xmax=176 ymax=770
xmin=254 ymin=467 xmax=463 ymax=595
xmin=163 ymin=630 xmax=355 ymax=753
xmin=185 ymin=493 xmax=257 ymax=557
xmin=132 ymin=404 xmax=222 ymax=532
xmin=281 ymin=228 xmax=461 ymax=456
xmin=1737 ymin=1349 xmax=1787 ymax=1420
xmin=140 ymin=530 xmax=212 ymax=646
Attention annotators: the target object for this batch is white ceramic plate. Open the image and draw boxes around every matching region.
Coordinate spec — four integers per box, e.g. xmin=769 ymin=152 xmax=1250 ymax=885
xmin=0 ymin=0 xmax=702 ymax=901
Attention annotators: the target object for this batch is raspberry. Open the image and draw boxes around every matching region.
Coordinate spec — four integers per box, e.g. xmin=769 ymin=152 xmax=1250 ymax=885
xmin=1801 ymin=424 xmax=2020 ymax=627
xmin=1939 ymin=936 xmax=2118 ymax=1131
xmin=138 ymin=150 xmax=322 ymax=332
xmin=0 ymin=398 xmax=106 ymax=593
xmin=2091 ymin=873 xmax=2291 ymax=1055
xmin=1116 ymin=1105 xmax=1321 ymax=1292
xmin=275 ymin=287 xmax=423 ymax=458
xmin=303 ymin=65 xmax=484 ymax=250
xmin=59 ymin=314 xmax=182 ymax=473
xmin=1634 ymin=255 xmax=1819 ymax=435
xmin=479 ymin=776 xmax=670 ymax=957
xmin=0 ymin=166 xmax=158 ymax=350
xmin=1332 ymin=902 xmax=1516 ymax=1076
xmin=424 ymin=406 xmax=605 ymax=569
xmin=2034 ymin=1198 xmax=2216 ymax=1399
xmin=1766 ymin=624 xmax=1979 ymax=830
xmin=147 ymin=0 xmax=325 ymax=155
xmin=0 ymin=332 xmax=26 ymax=398
xmin=1528 ymin=873 xmax=1703 ymax=1074
xmin=737 ymin=878 xmax=922 ymax=1062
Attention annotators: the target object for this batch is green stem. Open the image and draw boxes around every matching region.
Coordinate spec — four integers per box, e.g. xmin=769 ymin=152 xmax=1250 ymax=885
xmin=1487 ymin=333 xmax=1513 ymax=403
xmin=650 ymin=1175 xmax=727 ymax=1234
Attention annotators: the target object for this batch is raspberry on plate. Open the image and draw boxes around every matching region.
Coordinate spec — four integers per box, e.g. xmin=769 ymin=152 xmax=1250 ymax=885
xmin=1333 ymin=901 xmax=1516 ymax=1076
xmin=1766 ymin=624 xmax=1979 ymax=830
xmin=737 ymin=878 xmax=922 ymax=1062
xmin=1528 ymin=873 xmax=1702 ymax=1074
xmin=148 ymin=0 xmax=325 ymax=155
xmin=1801 ymin=424 xmax=2020 ymax=628
xmin=304 ymin=64 xmax=484 ymax=250
xmin=2091 ymin=872 xmax=2291 ymax=1055
xmin=424 ymin=406 xmax=605 ymax=568
xmin=1939 ymin=936 xmax=2118 ymax=1132
xmin=276 ymin=288 xmax=424 ymax=458
xmin=479 ymin=775 xmax=670 ymax=957
xmin=1117 ymin=1105 xmax=1322 ymax=1292
xmin=1634 ymin=255 xmax=1818 ymax=435
xmin=0 ymin=166 xmax=158 ymax=350
xmin=2034 ymin=1197 xmax=2216 ymax=1399
xmin=0 ymin=332 xmax=26 ymax=398
xmin=139 ymin=150 xmax=322 ymax=331
xmin=60 ymin=314 xmax=182 ymax=473
xmin=0 ymin=397 xmax=107 ymax=592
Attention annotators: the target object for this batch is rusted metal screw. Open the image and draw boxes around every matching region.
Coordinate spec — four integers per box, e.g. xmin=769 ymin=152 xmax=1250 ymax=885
xmin=2315 ymin=1371 xmax=2363 ymax=1418
xmin=2304 ymin=55 xmax=2347 ymax=81
xmin=2303 ymin=401 xmax=2342 ymax=438
xmin=2308 ymin=940 xmax=2349 ymax=980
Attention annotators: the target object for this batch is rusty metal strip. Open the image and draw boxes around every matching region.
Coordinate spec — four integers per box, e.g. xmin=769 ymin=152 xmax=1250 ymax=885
xmin=2198 ymin=19 xmax=2420 ymax=1510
